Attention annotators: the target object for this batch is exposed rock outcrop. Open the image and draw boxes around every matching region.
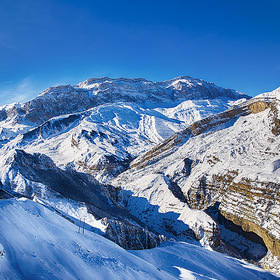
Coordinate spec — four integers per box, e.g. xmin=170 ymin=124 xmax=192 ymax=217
xmin=102 ymin=218 xmax=165 ymax=250
xmin=187 ymin=172 xmax=280 ymax=258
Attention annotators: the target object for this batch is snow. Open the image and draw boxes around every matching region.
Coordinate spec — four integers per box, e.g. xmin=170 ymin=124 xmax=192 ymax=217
xmin=0 ymin=198 xmax=278 ymax=280
xmin=0 ymin=97 xmax=240 ymax=184
xmin=112 ymin=95 xmax=280 ymax=272
xmin=0 ymin=198 xmax=171 ymax=280
xmin=131 ymin=241 xmax=279 ymax=280
xmin=257 ymin=87 xmax=280 ymax=99
xmin=2 ymin=76 xmax=278 ymax=278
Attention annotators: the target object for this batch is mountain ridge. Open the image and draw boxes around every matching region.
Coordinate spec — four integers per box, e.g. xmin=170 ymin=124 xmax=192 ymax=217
xmin=0 ymin=75 xmax=249 ymax=126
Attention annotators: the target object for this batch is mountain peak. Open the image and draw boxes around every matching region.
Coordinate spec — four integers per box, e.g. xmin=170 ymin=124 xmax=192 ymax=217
xmin=0 ymin=75 xmax=250 ymax=126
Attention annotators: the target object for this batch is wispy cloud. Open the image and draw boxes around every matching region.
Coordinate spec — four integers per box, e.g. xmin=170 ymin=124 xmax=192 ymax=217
xmin=0 ymin=77 xmax=39 ymax=106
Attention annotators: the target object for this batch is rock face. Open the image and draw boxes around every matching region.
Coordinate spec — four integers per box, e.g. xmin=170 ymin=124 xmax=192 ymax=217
xmin=188 ymin=171 xmax=280 ymax=262
xmin=112 ymin=97 xmax=280 ymax=273
xmin=195 ymin=174 xmax=280 ymax=256
xmin=102 ymin=218 xmax=165 ymax=250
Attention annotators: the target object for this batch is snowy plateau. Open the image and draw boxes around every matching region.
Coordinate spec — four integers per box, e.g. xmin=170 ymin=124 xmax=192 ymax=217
xmin=0 ymin=76 xmax=279 ymax=279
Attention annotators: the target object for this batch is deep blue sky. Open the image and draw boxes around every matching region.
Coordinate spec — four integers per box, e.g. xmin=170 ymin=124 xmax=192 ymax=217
xmin=0 ymin=0 xmax=279 ymax=104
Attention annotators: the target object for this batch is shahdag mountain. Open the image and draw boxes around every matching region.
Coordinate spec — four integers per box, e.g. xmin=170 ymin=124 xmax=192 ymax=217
xmin=0 ymin=76 xmax=279 ymax=279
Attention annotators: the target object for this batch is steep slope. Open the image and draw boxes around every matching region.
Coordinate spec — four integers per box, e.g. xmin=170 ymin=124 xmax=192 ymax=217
xmin=0 ymin=198 xmax=278 ymax=280
xmin=112 ymin=95 xmax=280 ymax=273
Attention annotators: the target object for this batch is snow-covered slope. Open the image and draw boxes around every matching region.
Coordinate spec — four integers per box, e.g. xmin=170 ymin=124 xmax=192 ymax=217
xmin=0 ymin=198 xmax=171 ymax=280
xmin=257 ymin=87 xmax=280 ymax=99
xmin=0 ymin=197 xmax=278 ymax=280
xmin=112 ymin=94 xmax=280 ymax=273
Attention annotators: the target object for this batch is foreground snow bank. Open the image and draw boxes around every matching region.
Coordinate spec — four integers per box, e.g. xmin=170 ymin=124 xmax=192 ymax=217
xmin=0 ymin=198 xmax=278 ymax=280
xmin=0 ymin=198 xmax=171 ymax=280
xmin=131 ymin=241 xmax=280 ymax=280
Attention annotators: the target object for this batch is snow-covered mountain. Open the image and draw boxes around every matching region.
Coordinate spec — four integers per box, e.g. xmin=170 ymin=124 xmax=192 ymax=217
xmin=2 ymin=75 xmax=280 ymax=278
xmin=0 ymin=76 xmax=248 ymax=139
xmin=0 ymin=76 xmax=249 ymax=252
xmin=0 ymin=76 xmax=248 ymax=183
xmin=112 ymin=94 xmax=280 ymax=273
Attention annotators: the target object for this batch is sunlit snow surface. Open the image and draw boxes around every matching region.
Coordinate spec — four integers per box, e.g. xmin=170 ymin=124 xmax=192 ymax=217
xmin=0 ymin=99 xmax=242 ymax=184
xmin=0 ymin=198 xmax=278 ymax=280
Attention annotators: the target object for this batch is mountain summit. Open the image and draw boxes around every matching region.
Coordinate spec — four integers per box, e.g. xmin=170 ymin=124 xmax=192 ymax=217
xmin=1 ymin=76 xmax=249 ymax=126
